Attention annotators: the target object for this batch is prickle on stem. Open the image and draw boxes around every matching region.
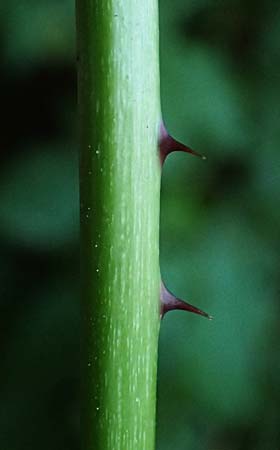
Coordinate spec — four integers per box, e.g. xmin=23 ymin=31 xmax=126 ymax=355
xmin=159 ymin=121 xmax=206 ymax=165
xmin=160 ymin=281 xmax=212 ymax=320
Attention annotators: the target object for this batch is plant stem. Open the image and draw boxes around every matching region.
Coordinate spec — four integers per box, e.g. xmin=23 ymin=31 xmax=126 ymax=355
xmin=76 ymin=1 xmax=161 ymax=449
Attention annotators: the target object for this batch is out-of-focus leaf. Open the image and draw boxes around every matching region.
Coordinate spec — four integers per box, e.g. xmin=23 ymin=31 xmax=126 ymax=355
xmin=2 ymin=0 xmax=75 ymax=67
xmin=0 ymin=146 xmax=79 ymax=249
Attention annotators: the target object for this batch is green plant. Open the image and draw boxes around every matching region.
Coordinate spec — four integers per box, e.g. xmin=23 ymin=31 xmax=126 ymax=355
xmin=76 ymin=1 xmax=210 ymax=449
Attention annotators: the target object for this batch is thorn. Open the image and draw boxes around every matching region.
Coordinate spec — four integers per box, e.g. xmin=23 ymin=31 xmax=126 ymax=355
xmin=159 ymin=122 xmax=206 ymax=164
xmin=160 ymin=281 xmax=212 ymax=320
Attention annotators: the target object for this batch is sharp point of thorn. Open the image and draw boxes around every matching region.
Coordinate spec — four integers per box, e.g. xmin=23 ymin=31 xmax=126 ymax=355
xmin=205 ymin=313 xmax=213 ymax=321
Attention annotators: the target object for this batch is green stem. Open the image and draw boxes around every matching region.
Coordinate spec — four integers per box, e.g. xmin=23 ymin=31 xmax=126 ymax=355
xmin=76 ymin=1 xmax=161 ymax=449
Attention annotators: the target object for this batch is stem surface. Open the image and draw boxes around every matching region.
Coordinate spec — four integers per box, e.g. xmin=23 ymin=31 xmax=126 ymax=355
xmin=76 ymin=1 xmax=161 ymax=449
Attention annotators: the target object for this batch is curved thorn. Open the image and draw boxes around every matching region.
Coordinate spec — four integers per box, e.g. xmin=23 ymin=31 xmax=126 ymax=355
xmin=159 ymin=122 xmax=206 ymax=164
xmin=160 ymin=281 xmax=212 ymax=320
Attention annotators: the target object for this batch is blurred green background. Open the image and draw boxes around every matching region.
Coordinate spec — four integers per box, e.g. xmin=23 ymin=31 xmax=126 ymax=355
xmin=1 ymin=0 xmax=279 ymax=449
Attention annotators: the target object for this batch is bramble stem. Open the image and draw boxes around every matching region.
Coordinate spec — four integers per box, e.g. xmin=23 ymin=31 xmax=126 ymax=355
xmin=76 ymin=1 xmax=161 ymax=449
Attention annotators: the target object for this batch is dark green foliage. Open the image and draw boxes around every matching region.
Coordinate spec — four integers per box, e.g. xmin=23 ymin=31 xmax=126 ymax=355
xmin=1 ymin=0 xmax=280 ymax=449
